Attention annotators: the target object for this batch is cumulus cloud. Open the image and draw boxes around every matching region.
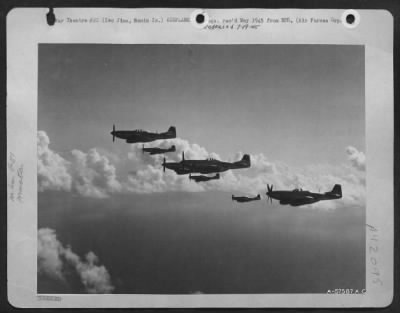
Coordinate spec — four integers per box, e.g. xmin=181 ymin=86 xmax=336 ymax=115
xmin=38 ymin=131 xmax=366 ymax=208
xmin=38 ymin=228 xmax=114 ymax=294
xmin=346 ymin=146 xmax=366 ymax=171
xmin=38 ymin=131 xmax=121 ymax=198
xmin=38 ymin=227 xmax=64 ymax=280
xmin=37 ymin=131 xmax=72 ymax=192
xmin=70 ymin=149 xmax=122 ymax=198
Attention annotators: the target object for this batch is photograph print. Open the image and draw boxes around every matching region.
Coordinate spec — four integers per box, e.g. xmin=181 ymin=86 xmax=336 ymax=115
xmin=37 ymin=44 xmax=366 ymax=294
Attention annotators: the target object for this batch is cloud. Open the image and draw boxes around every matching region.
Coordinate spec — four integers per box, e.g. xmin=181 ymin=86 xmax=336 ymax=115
xmin=38 ymin=131 xmax=366 ymax=208
xmin=38 ymin=131 xmax=121 ymax=198
xmin=346 ymin=146 xmax=366 ymax=171
xmin=191 ymin=291 xmax=204 ymax=294
xmin=71 ymin=149 xmax=122 ymax=198
xmin=38 ymin=227 xmax=64 ymax=280
xmin=37 ymin=131 xmax=72 ymax=192
xmin=38 ymin=228 xmax=114 ymax=294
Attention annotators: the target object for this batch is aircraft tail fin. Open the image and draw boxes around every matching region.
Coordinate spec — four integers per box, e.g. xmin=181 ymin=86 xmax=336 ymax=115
xmin=237 ymin=154 xmax=251 ymax=167
xmin=330 ymin=184 xmax=342 ymax=198
xmin=167 ymin=126 xmax=176 ymax=137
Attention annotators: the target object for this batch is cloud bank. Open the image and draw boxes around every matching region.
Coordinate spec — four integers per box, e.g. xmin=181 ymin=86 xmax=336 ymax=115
xmin=346 ymin=146 xmax=366 ymax=171
xmin=70 ymin=148 xmax=122 ymax=198
xmin=38 ymin=228 xmax=114 ymax=293
xmin=38 ymin=131 xmax=365 ymax=208
xmin=38 ymin=131 xmax=72 ymax=192
xmin=38 ymin=131 xmax=121 ymax=198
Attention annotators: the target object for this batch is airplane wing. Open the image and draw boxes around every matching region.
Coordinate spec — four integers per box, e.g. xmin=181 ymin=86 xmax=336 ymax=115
xmin=290 ymin=197 xmax=319 ymax=206
xmin=197 ymin=163 xmax=226 ymax=174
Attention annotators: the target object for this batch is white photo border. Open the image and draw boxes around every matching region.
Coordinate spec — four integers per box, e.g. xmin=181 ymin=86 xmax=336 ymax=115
xmin=7 ymin=8 xmax=393 ymax=308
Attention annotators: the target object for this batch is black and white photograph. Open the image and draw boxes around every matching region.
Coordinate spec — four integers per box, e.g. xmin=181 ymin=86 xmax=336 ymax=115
xmin=7 ymin=8 xmax=393 ymax=308
xmin=37 ymin=43 xmax=366 ymax=295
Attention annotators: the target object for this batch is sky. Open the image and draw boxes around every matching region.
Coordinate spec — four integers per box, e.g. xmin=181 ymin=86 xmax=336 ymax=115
xmin=37 ymin=44 xmax=366 ymax=294
xmin=38 ymin=44 xmax=364 ymax=165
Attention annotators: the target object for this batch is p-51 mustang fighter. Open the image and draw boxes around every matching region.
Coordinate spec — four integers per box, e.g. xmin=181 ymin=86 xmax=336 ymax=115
xmin=111 ymin=125 xmax=176 ymax=143
xmin=189 ymin=173 xmax=220 ymax=183
xmin=266 ymin=184 xmax=342 ymax=206
xmin=232 ymin=194 xmax=261 ymax=203
xmin=142 ymin=144 xmax=176 ymax=155
xmin=162 ymin=152 xmax=251 ymax=175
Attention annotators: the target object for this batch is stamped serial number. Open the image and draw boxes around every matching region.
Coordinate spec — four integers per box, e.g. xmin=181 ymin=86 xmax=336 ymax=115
xmin=37 ymin=295 xmax=62 ymax=302
xmin=327 ymin=289 xmax=366 ymax=294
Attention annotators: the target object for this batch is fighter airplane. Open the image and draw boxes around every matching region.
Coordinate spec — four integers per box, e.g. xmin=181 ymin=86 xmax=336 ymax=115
xmin=232 ymin=194 xmax=261 ymax=203
xmin=111 ymin=125 xmax=176 ymax=143
xmin=162 ymin=152 xmax=251 ymax=175
xmin=142 ymin=144 xmax=176 ymax=155
xmin=266 ymin=184 xmax=342 ymax=206
xmin=189 ymin=173 xmax=220 ymax=183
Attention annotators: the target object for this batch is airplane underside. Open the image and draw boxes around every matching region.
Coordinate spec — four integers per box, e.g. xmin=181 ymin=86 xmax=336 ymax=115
xmin=234 ymin=198 xmax=259 ymax=203
xmin=126 ymin=138 xmax=155 ymax=143
xmin=279 ymin=199 xmax=319 ymax=206
xmin=171 ymin=166 xmax=228 ymax=175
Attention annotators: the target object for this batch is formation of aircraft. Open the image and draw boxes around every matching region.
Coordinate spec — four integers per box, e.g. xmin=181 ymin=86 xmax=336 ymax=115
xmin=232 ymin=194 xmax=261 ymax=203
xmin=142 ymin=144 xmax=176 ymax=155
xmin=189 ymin=173 xmax=220 ymax=183
xmin=110 ymin=124 xmax=343 ymax=207
xmin=111 ymin=125 xmax=176 ymax=143
xmin=266 ymin=184 xmax=342 ymax=206
xmin=162 ymin=152 xmax=251 ymax=175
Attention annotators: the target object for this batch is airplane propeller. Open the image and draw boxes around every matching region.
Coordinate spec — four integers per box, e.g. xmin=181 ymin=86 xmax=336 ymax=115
xmin=266 ymin=184 xmax=273 ymax=204
xmin=162 ymin=157 xmax=166 ymax=172
xmin=111 ymin=124 xmax=116 ymax=142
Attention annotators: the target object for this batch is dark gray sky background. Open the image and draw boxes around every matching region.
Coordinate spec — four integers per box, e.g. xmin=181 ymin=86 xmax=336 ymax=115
xmin=39 ymin=44 xmax=364 ymax=165
xmin=38 ymin=44 xmax=365 ymax=294
xmin=39 ymin=191 xmax=365 ymax=294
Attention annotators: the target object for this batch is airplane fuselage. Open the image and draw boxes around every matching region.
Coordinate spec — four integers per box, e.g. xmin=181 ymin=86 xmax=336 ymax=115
xmin=232 ymin=195 xmax=261 ymax=203
xmin=113 ymin=130 xmax=174 ymax=143
xmin=164 ymin=154 xmax=250 ymax=175
xmin=111 ymin=126 xmax=176 ymax=143
xmin=267 ymin=188 xmax=341 ymax=206
xmin=165 ymin=159 xmax=247 ymax=175
xmin=143 ymin=147 xmax=174 ymax=155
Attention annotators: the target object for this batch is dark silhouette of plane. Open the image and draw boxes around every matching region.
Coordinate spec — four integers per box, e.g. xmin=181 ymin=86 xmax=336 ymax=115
xmin=189 ymin=173 xmax=220 ymax=182
xmin=162 ymin=152 xmax=251 ymax=175
xmin=142 ymin=144 xmax=176 ymax=155
xmin=232 ymin=194 xmax=261 ymax=203
xmin=111 ymin=125 xmax=176 ymax=143
xmin=266 ymin=184 xmax=342 ymax=206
